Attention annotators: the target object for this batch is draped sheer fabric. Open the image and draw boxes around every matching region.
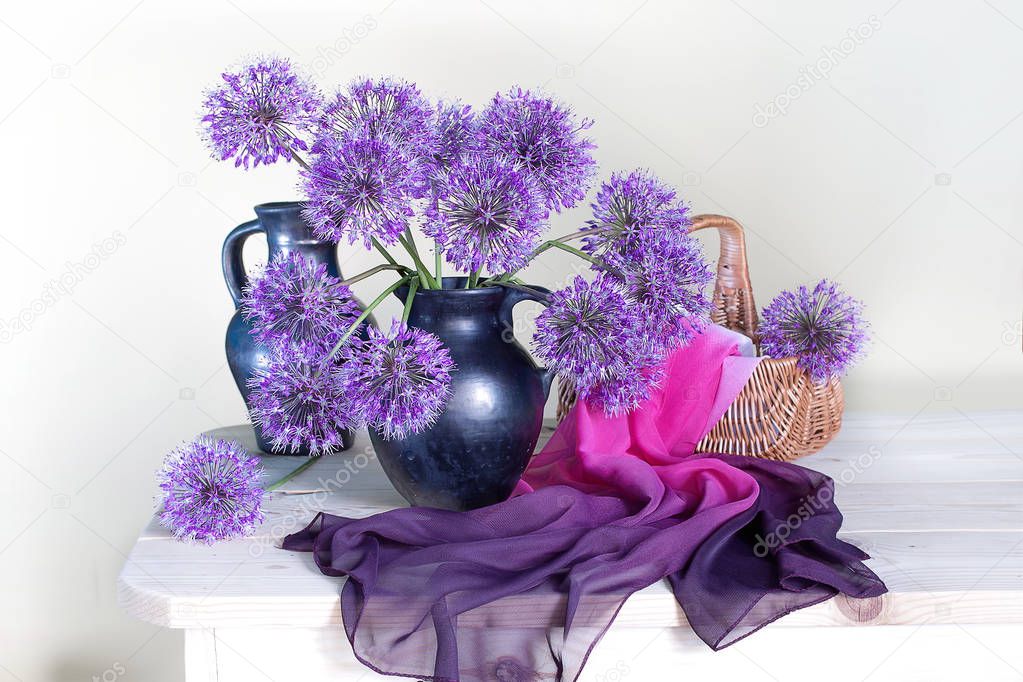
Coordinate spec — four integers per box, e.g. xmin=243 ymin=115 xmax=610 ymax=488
xmin=283 ymin=325 xmax=886 ymax=681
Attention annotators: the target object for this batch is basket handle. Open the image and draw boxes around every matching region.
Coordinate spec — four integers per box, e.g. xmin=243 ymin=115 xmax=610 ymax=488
xmin=688 ymin=214 xmax=759 ymax=341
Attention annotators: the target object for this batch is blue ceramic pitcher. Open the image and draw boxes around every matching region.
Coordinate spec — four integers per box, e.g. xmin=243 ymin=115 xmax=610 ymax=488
xmin=221 ymin=201 xmax=357 ymax=455
xmin=368 ymin=278 xmax=555 ymax=510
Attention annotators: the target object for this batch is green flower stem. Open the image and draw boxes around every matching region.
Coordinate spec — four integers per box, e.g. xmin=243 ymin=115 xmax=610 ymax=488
xmin=340 ymin=263 xmax=411 ymax=287
xmin=265 ymin=455 xmax=321 ymax=492
xmin=484 ymin=280 xmax=549 ymax=300
xmin=548 ymin=229 xmax=592 ymax=243
xmin=398 ymin=232 xmax=438 ymax=290
xmin=371 ymin=238 xmax=400 ymax=267
xmin=467 ymin=270 xmax=480 ymax=288
xmin=404 ymin=229 xmax=438 ymax=288
xmin=434 ymin=241 xmax=443 ymax=284
xmin=499 ymin=239 xmax=599 ymax=280
xmin=326 ymin=274 xmax=413 ymax=359
xmin=539 ymin=240 xmax=598 ymax=262
xmin=401 ymin=278 xmax=419 ymax=323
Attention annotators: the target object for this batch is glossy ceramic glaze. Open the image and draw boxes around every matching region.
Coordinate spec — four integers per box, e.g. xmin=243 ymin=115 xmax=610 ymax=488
xmin=369 ymin=278 xmax=554 ymax=510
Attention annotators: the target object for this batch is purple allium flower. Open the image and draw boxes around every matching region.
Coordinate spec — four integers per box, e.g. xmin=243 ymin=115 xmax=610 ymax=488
xmin=247 ymin=343 xmax=358 ymax=454
xmin=200 ymin=56 xmax=321 ymax=169
xmin=301 ymin=133 xmax=423 ymax=248
xmin=242 ymin=252 xmax=362 ymax=350
xmin=430 ymin=99 xmax=475 ymax=174
xmin=583 ymin=170 xmax=691 ymax=258
xmin=476 ymin=88 xmax=597 ymax=212
xmin=319 ymin=77 xmax=435 ymax=155
xmin=425 ymin=155 xmax=546 ymax=275
xmin=586 ymin=369 xmax=663 ymax=417
xmin=603 ymin=231 xmax=714 ymax=350
xmin=157 ymin=436 xmax=264 ymax=543
xmin=758 ymin=279 xmax=869 ymax=383
xmin=532 ymin=274 xmax=659 ymax=414
xmin=338 ymin=322 xmax=455 ymax=440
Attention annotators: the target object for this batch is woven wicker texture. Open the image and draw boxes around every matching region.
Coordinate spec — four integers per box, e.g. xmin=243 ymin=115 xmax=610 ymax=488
xmin=554 ymin=214 xmax=844 ymax=461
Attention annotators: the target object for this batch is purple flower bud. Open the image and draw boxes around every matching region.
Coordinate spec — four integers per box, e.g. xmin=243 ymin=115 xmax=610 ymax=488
xmin=583 ymin=169 xmax=691 ymax=259
xmin=247 ymin=343 xmax=358 ymax=454
xmin=200 ymin=56 xmax=321 ymax=169
xmin=243 ymin=252 xmax=362 ymax=351
xmin=157 ymin=437 xmax=264 ymax=543
xmin=338 ymin=322 xmax=455 ymax=439
xmin=532 ymin=274 xmax=661 ymax=415
xmin=300 ymin=133 xmax=423 ymax=248
xmin=430 ymin=99 xmax=476 ymax=175
xmin=759 ymin=280 xmax=869 ymax=382
xmin=319 ymin=77 xmax=436 ymax=157
xmin=425 ymin=155 xmax=546 ymax=275
xmin=603 ymin=230 xmax=714 ymax=352
xmin=475 ymin=88 xmax=596 ymax=212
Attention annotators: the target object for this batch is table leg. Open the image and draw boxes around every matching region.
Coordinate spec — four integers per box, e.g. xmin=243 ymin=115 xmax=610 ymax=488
xmin=184 ymin=628 xmax=218 ymax=682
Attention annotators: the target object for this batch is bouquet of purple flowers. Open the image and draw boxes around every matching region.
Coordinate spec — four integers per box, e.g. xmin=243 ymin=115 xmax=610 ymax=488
xmin=200 ymin=56 xmax=715 ymax=453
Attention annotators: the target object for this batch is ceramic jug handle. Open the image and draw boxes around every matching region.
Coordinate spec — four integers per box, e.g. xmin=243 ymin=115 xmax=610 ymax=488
xmin=222 ymin=219 xmax=264 ymax=308
xmin=497 ymin=284 xmax=556 ymax=398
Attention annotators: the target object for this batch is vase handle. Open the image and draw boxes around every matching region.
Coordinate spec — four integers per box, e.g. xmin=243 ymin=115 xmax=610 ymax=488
xmin=497 ymin=283 xmax=556 ymax=399
xmin=222 ymin=219 xmax=264 ymax=308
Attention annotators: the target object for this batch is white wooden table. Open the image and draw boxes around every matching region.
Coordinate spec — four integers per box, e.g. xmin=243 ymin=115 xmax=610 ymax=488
xmin=119 ymin=412 xmax=1023 ymax=681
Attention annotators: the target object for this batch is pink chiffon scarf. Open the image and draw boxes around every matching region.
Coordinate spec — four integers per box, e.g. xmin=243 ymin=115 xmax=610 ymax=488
xmin=283 ymin=325 xmax=886 ymax=681
xmin=516 ymin=323 xmax=761 ymax=498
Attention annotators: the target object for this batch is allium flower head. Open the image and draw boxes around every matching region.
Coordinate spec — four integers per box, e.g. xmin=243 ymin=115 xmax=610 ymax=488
xmin=476 ymin=88 xmax=596 ymax=212
xmin=583 ymin=170 xmax=691 ymax=258
xmin=301 ymin=133 xmax=423 ymax=247
xmin=248 ymin=343 xmax=358 ymax=454
xmin=320 ymin=77 xmax=435 ymax=155
xmin=532 ymin=274 xmax=660 ymax=414
xmin=586 ymin=371 xmax=663 ymax=417
xmin=759 ymin=279 xmax=869 ymax=383
xmin=604 ymin=231 xmax=714 ymax=350
xmin=425 ymin=155 xmax=546 ymax=275
xmin=430 ymin=99 xmax=475 ymax=175
xmin=339 ymin=322 xmax=455 ymax=440
xmin=200 ymin=56 xmax=321 ymax=169
xmin=243 ymin=252 xmax=362 ymax=350
xmin=157 ymin=436 xmax=264 ymax=543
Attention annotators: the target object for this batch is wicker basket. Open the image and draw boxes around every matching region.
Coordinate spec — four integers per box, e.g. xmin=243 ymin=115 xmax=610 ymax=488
xmin=555 ymin=214 xmax=844 ymax=462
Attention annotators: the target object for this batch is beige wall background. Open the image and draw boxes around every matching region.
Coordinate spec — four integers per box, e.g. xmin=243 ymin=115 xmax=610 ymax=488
xmin=1 ymin=0 xmax=1020 ymax=680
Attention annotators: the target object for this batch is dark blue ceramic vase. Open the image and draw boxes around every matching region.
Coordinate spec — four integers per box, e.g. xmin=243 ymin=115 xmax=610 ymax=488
xmin=369 ymin=278 xmax=554 ymax=511
xmin=221 ymin=201 xmax=357 ymax=455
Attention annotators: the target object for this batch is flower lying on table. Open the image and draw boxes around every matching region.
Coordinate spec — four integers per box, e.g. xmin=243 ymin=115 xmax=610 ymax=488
xmin=156 ymin=435 xmax=328 ymax=542
xmin=157 ymin=437 xmax=264 ymax=542
xmin=197 ymin=55 xmax=716 ymax=452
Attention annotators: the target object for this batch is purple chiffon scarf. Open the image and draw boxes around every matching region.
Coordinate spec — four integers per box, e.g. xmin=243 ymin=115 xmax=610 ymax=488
xmin=283 ymin=326 xmax=886 ymax=681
